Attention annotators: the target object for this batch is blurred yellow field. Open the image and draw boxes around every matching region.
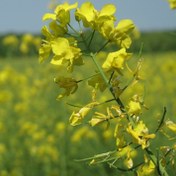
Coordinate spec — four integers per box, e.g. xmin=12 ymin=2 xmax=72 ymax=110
xmin=0 ymin=52 xmax=176 ymax=175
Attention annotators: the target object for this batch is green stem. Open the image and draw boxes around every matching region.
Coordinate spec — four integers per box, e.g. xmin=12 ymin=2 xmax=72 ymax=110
xmin=68 ymin=23 xmax=79 ymax=35
xmin=155 ymin=107 xmax=167 ymax=133
xmin=145 ymin=148 xmax=169 ymax=176
xmin=90 ymin=53 xmax=110 ymax=88
xmin=88 ymin=30 xmax=95 ymax=49
xmin=90 ymin=53 xmax=133 ymax=124
xmin=68 ymin=23 xmax=89 ymax=51
xmin=138 ymin=42 xmax=144 ymax=58
xmin=97 ymin=40 xmax=110 ymax=53
xmin=108 ymin=71 xmax=115 ymax=84
xmin=76 ymin=72 xmax=100 ymax=83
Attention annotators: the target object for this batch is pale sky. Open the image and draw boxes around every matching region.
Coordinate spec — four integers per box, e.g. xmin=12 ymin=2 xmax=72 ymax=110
xmin=0 ymin=0 xmax=175 ymax=34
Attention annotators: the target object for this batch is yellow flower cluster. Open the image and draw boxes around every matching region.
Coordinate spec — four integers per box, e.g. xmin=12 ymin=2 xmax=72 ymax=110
xmin=40 ymin=1 xmax=135 ymax=74
xmin=39 ymin=1 xmax=176 ymax=175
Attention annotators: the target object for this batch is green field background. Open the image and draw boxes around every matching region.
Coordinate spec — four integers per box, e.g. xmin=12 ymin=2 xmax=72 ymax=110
xmin=0 ymin=49 xmax=176 ymax=175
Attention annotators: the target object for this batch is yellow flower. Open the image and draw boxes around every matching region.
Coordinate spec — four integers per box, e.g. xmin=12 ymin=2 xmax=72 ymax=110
xmin=99 ymin=19 xmax=135 ymax=48
xmin=39 ymin=42 xmax=51 ymax=63
xmin=127 ymin=95 xmax=143 ymax=116
xmin=127 ymin=121 xmax=156 ymax=149
xmin=39 ymin=26 xmax=53 ymax=63
xmin=102 ymin=48 xmax=132 ymax=72
xmin=75 ymin=2 xmax=96 ymax=28
xmin=128 ymin=101 xmax=141 ymax=116
xmin=50 ymin=37 xmax=83 ymax=71
xmin=168 ymin=0 xmax=176 ymax=9
xmin=49 ymin=21 xmax=67 ymax=36
xmin=114 ymin=123 xmax=126 ymax=147
xmin=75 ymin=2 xmax=116 ymax=29
xmin=54 ymin=76 xmax=78 ymax=99
xmin=136 ymin=156 xmax=156 ymax=176
xmin=69 ymin=102 xmax=98 ymax=126
xmin=41 ymin=25 xmax=54 ymax=41
xmin=89 ymin=107 xmax=114 ymax=127
xmin=43 ymin=2 xmax=78 ymax=26
xmin=119 ymin=146 xmax=136 ymax=169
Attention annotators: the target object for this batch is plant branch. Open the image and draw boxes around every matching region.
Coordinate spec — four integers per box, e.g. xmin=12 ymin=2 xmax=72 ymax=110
xmin=155 ymin=107 xmax=167 ymax=133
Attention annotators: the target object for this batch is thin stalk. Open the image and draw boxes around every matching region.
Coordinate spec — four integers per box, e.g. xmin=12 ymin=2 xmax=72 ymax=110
xmin=90 ymin=53 xmax=133 ymax=124
xmin=88 ymin=30 xmax=95 ymax=49
xmin=145 ymin=148 xmax=169 ymax=176
xmin=76 ymin=72 xmax=100 ymax=83
xmin=96 ymin=40 xmax=110 ymax=53
xmin=66 ymin=98 xmax=116 ymax=109
xmin=138 ymin=42 xmax=144 ymax=58
xmin=68 ymin=23 xmax=89 ymax=51
xmin=90 ymin=53 xmax=109 ymax=87
xmin=108 ymin=71 xmax=115 ymax=84
xmin=67 ymin=23 xmax=79 ymax=35
xmin=155 ymin=107 xmax=167 ymax=133
xmin=66 ymin=32 xmax=79 ymax=38
xmin=80 ymin=32 xmax=89 ymax=52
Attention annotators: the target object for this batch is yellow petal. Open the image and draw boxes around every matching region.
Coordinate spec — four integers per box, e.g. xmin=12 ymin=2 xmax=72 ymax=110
xmin=99 ymin=4 xmax=116 ymax=17
xmin=75 ymin=2 xmax=96 ymax=27
xmin=128 ymin=101 xmax=141 ymax=115
xmin=116 ymin=19 xmax=135 ymax=33
xmin=102 ymin=48 xmax=131 ymax=71
xmin=89 ymin=118 xmax=104 ymax=127
xmin=166 ymin=120 xmax=176 ymax=133
xmin=69 ymin=112 xmax=82 ymax=126
xmin=51 ymin=38 xmax=70 ymax=55
xmin=42 ymin=13 xmax=56 ymax=21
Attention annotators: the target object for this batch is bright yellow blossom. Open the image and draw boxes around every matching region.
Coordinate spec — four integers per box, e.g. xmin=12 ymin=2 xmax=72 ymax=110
xmin=75 ymin=2 xmax=96 ymax=28
xmin=136 ymin=155 xmax=156 ymax=176
xmin=127 ymin=95 xmax=143 ymax=116
xmin=118 ymin=146 xmax=136 ymax=169
xmin=49 ymin=20 xmax=67 ymax=36
xmin=99 ymin=19 xmax=135 ymax=48
xmin=43 ymin=2 xmax=78 ymax=26
xmin=89 ymin=107 xmax=114 ymax=127
xmin=75 ymin=2 xmax=116 ymax=29
xmin=69 ymin=102 xmax=99 ymax=126
xmin=128 ymin=101 xmax=141 ymax=116
xmin=50 ymin=37 xmax=83 ymax=71
xmin=127 ymin=121 xmax=156 ymax=149
xmin=102 ymin=48 xmax=132 ymax=73
xmin=39 ymin=26 xmax=54 ymax=63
